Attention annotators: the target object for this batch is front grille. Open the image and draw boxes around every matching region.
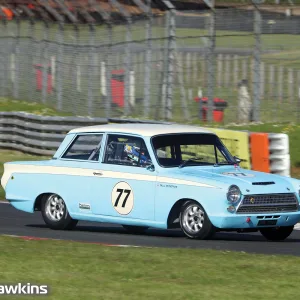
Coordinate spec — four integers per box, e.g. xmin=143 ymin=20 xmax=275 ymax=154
xmin=236 ymin=193 xmax=298 ymax=214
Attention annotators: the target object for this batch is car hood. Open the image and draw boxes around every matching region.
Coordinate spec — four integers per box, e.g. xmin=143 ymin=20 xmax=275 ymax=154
xmin=164 ymin=165 xmax=296 ymax=194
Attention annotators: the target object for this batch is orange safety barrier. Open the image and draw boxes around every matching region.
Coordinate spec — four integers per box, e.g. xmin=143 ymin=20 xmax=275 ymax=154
xmin=250 ymin=133 xmax=270 ymax=173
xmin=1 ymin=7 xmax=13 ymax=20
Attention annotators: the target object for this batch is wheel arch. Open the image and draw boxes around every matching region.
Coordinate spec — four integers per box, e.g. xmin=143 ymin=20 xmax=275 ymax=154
xmin=167 ymin=198 xmax=200 ymax=229
xmin=34 ymin=193 xmax=52 ymax=211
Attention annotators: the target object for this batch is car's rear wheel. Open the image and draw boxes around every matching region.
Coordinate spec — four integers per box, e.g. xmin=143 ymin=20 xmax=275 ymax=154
xmin=179 ymin=200 xmax=215 ymax=240
xmin=260 ymin=226 xmax=294 ymax=241
xmin=41 ymin=194 xmax=78 ymax=230
xmin=122 ymin=225 xmax=148 ymax=234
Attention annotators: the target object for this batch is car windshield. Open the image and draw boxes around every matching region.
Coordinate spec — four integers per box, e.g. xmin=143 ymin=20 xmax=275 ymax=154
xmin=152 ymin=133 xmax=236 ymax=168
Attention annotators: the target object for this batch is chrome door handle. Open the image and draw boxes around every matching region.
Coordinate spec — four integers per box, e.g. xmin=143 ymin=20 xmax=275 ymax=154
xmin=93 ymin=172 xmax=103 ymax=176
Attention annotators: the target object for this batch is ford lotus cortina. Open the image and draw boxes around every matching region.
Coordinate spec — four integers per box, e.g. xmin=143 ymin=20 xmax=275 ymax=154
xmin=1 ymin=124 xmax=300 ymax=240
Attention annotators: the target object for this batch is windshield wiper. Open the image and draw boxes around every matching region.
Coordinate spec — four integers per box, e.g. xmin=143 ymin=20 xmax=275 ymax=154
xmin=178 ymin=157 xmax=203 ymax=169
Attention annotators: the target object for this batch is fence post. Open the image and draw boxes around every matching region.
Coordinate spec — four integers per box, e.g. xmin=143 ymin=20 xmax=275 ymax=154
xmin=88 ymin=24 xmax=95 ymax=116
xmin=253 ymin=6 xmax=262 ymax=122
xmin=242 ymin=59 xmax=247 ymax=81
xmin=192 ymin=52 xmax=198 ymax=86
xmin=288 ymin=68 xmax=294 ymax=103
xmin=278 ymin=66 xmax=283 ymax=103
xmin=130 ymin=70 xmax=135 ymax=107
xmin=143 ymin=0 xmax=152 ymax=118
xmin=13 ymin=19 xmax=20 ymax=99
xmin=105 ymin=23 xmax=113 ymax=118
xmin=217 ymin=54 xmax=223 ymax=87
xmin=186 ymin=52 xmax=191 ymax=86
xmin=176 ymin=52 xmax=190 ymax=121
xmin=28 ymin=21 xmax=35 ymax=101
xmin=1 ymin=18 xmax=8 ymax=97
xmin=207 ymin=11 xmax=216 ymax=122
xmin=42 ymin=22 xmax=49 ymax=104
xmin=233 ymin=55 xmax=239 ymax=87
xmin=165 ymin=5 xmax=176 ymax=121
xmin=224 ymin=55 xmax=230 ymax=87
xmin=56 ymin=23 xmax=64 ymax=111
xmin=124 ymin=19 xmax=132 ymax=116
xmin=269 ymin=64 xmax=275 ymax=98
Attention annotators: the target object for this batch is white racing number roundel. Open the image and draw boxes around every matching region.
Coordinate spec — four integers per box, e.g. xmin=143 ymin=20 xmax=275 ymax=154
xmin=111 ymin=181 xmax=134 ymax=215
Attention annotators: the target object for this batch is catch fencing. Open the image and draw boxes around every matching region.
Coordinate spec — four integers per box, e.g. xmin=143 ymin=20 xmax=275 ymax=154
xmin=1 ymin=2 xmax=300 ymax=124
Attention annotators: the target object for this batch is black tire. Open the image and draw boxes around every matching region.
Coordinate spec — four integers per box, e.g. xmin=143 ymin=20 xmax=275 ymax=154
xmin=179 ymin=200 xmax=215 ymax=240
xmin=260 ymin=226 xmax=294 ymax=241
xmin=122 ymin=225 xmax=149 ymax=234
xmin=41 ymin=194 xmax=78 ymax=230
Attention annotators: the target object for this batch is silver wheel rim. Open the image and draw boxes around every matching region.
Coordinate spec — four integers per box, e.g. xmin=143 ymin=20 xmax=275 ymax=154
xmin=45 ymin=194 xmax=65 ymax=222
xmin=182 ymin=204 xmax=205 ymax=234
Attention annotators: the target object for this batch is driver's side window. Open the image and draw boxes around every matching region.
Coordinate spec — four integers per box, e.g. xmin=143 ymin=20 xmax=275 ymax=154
xmin=62 ymin=134 xmax=103 ymax=161
xmin=103 ymin=134 xmax=152 ymax=167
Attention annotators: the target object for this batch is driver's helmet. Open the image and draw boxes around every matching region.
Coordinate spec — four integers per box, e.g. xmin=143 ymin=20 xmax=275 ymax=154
xmin=124 ymin=144 xmax=151 ymax=166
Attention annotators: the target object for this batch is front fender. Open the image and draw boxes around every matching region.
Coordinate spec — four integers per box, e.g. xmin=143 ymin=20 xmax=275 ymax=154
xmin=155 ymin=183 xmax=228 ymax=227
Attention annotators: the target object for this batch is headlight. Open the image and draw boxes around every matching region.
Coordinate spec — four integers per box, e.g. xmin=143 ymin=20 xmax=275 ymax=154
xmin=227 ymin=185 xmax=241 ymax=204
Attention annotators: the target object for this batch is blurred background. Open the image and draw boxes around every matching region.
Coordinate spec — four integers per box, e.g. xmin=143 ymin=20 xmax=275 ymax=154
xmin=1 ymin=0 xmax=300 ymax=124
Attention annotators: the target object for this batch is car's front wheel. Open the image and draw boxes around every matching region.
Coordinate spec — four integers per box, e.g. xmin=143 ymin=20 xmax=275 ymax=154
xmin=122 ymin=225 xmax=149 ymax=234
xmin=179 ymin=200 xmax=215 ymax=240
xmin=41 ymin=194 xmax=78 ymax=230
xmin=260 ymin=226 xmax=294 ymax=241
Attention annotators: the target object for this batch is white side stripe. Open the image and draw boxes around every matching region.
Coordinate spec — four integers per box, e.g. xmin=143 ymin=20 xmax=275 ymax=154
xmin=157 ymin=177 xmax=216 ymax=188
xmin=1 ymin=164 xmax=217 ymax=189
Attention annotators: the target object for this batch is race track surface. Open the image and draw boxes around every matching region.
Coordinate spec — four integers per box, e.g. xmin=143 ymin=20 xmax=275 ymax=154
xmin=1 ymin=202 xmax=300 ymax=256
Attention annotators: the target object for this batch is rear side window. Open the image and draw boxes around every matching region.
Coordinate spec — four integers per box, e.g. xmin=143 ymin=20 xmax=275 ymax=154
xmin=62 ymin=134 xmax=103 ymax=161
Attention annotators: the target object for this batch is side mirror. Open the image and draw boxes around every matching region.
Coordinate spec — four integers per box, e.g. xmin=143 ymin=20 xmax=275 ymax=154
xmin=146 ymin=164 xmax=155 ymax=172
xmin=234 ymin=156 xmax=241 ymax=164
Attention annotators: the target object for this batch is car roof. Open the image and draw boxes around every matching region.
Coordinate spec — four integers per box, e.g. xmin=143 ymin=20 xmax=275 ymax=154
xmin=69 ymin=123 xmax=215 ymax=137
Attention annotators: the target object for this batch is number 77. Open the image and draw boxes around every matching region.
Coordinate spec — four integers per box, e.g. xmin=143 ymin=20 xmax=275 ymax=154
xmin=114 ymin=189 xmax=131 ymax=208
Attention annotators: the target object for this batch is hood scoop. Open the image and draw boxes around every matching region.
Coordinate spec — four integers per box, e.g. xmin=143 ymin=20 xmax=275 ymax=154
xmin=252 ymin=181 xmax=275 ymax=186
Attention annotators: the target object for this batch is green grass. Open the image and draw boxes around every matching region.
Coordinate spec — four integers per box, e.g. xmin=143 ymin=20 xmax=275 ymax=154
xmin=0 ymin=235 xmax=300 ymax=300
xmin=0 ymin=97 xmax=70 ymax=116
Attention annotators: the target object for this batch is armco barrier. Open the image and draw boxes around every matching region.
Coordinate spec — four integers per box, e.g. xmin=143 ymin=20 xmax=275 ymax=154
xmin=0 ymin=112 xmax=291 ymax=176
xmin=268 ymin=133 xmax=290 ymax=177
xmin=0 ymin=112 xmax=166 ymax=156
xmin=250 ymin=133 xmax=270 ymax=173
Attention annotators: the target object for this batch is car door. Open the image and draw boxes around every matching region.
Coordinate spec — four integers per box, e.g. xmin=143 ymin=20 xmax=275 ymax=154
xmin=90 ymin=134 xmax=156 ymax=221
xmin=57 ymin=133 xmax=104 ymax=215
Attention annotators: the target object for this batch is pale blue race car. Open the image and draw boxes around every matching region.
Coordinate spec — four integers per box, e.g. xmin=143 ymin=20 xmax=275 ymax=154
xmin=2 ymin=124 xmax=300 ymax=240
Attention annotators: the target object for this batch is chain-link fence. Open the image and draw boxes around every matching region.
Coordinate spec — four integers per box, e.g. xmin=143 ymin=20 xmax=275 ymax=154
xmin=1 ymin=2 xmax=300 ymax=124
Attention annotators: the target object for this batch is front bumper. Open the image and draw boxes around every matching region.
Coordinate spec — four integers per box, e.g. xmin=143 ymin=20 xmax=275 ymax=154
xmin=210 ymin=212 xmax=300 ymax=229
